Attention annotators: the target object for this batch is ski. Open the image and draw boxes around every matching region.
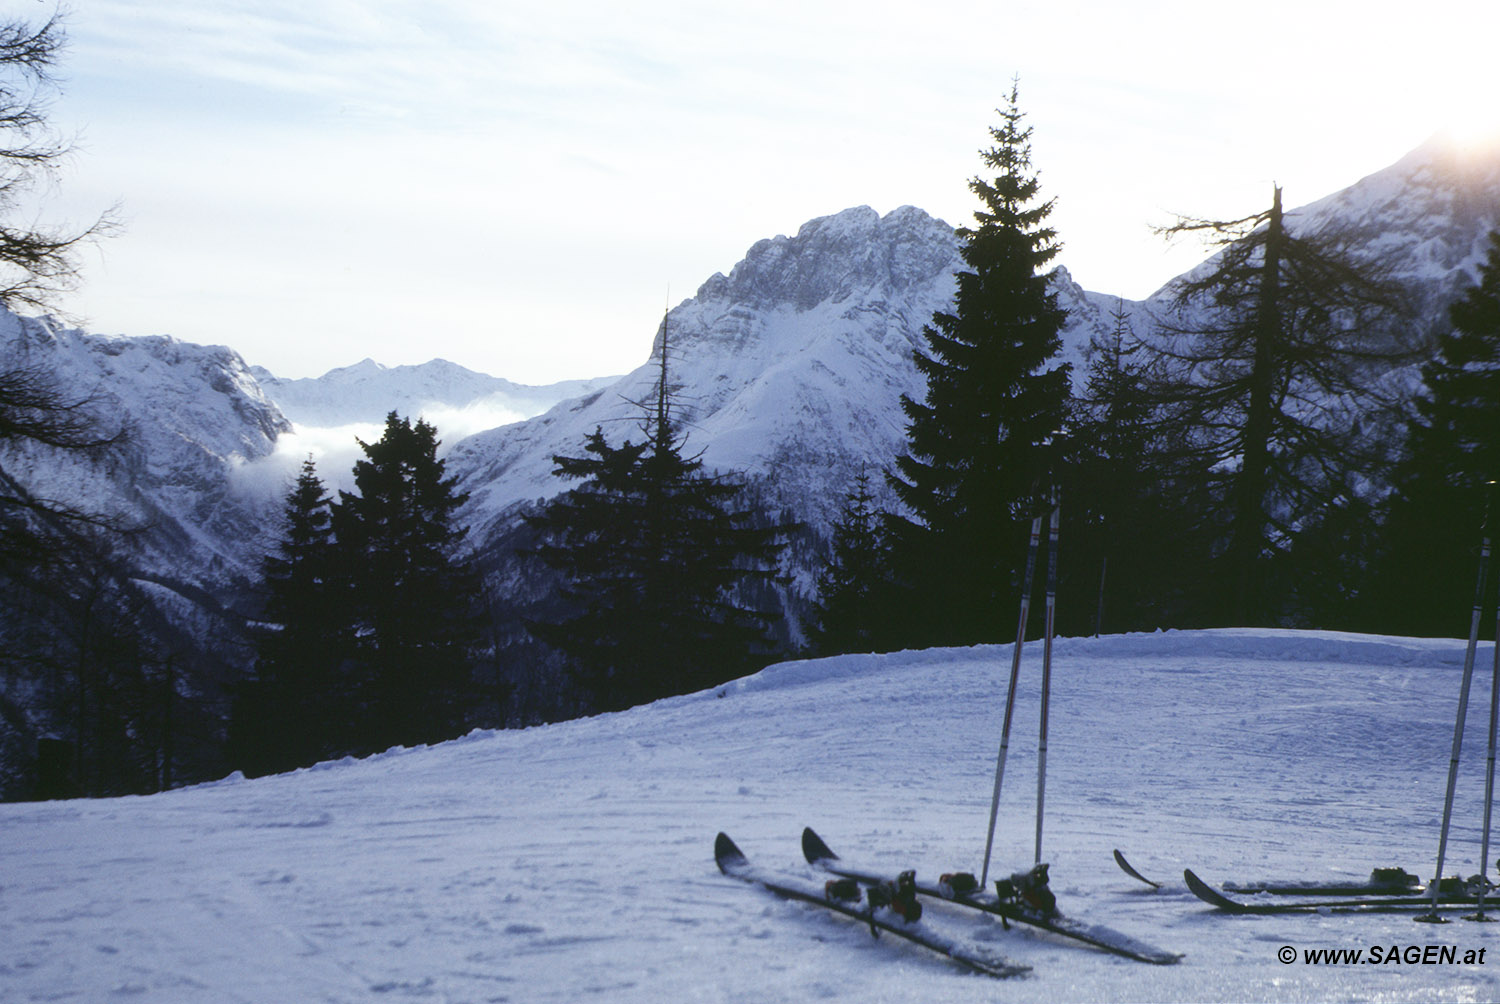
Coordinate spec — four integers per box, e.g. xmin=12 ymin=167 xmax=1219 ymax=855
xmin=1222 ymin=869 xmax=1422 ymax=897
xmin=804 ymin=828 xmax=1181 ymax=965
xmin=1113 ymin=849 xmax=1161 ymax=889
xmin=1117 ymin=850 xmax=1424 ymax=896
xmin=1184 ymin=868 xmax=1480 ymax=914
xmin=714 ymin=833 xmax=1029 ymax=979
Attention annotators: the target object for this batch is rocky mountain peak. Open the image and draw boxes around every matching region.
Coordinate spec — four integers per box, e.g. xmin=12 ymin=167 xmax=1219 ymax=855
xmin=691 ymin=205 xmax=960 ymax=315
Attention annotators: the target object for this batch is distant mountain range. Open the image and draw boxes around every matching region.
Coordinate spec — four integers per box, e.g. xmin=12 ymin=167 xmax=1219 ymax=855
xmin=5 ymin=132 xmax=1499 ymax=651
xmin=251 ymin=358 xmax=611 ymax=430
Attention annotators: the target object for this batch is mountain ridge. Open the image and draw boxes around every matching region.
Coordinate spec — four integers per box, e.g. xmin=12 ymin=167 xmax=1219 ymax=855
xmin=251 ymin=357 xmax=616 ymax=430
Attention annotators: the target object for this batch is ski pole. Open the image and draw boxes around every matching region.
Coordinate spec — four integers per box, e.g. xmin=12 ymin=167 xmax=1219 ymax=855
xmin=1471 ymin=577 xmax=1500 ymax=922
xmin=980 ymin=508 xmax=1044 ymax=889
xmin=1473 ymin=482 xmax=1500 ymax=923
xmin=1420 ymin=487 xmax=1494 ymax=923
xmin=1035 ymin=489 xmax=1060 ymax=867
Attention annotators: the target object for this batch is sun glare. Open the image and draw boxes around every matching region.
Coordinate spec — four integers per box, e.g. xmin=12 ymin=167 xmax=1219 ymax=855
xmin=1435 ymin=105 xmax=1500 ymax=155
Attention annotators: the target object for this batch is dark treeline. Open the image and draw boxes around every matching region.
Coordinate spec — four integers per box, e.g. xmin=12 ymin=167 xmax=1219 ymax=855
xmin=226 ymin=414 xmax=484 ymax=777
xmin=226 ymin=321 xmax=797 ymax=775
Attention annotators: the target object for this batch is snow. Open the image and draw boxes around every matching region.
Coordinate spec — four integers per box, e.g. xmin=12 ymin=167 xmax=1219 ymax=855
xmin=448 ymin=206 xmax=970 ymax=540
xmin=3 ymin=628 xmax=1498 ymax=1002
xmin=251 ymin=358 xmax=617 ymax=433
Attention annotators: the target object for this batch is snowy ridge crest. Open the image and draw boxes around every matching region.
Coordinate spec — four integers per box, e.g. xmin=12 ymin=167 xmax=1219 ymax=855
xmin=718 ymin=628 xmax=1470 ymax=700
xmin=690 ymin=205 xmax=963 ymax=314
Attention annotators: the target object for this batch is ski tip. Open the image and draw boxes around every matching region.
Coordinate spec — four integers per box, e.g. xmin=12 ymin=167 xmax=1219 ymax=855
xmin=1113 ymin=849 xmax=1162 ymax=889
xmin=1183 ymin=868 xmax=1238 ymax=909
xmin=801 ymin=826 xmax=839 ymax=865
xmin=715 ymin=832 xmax=747 ymax=873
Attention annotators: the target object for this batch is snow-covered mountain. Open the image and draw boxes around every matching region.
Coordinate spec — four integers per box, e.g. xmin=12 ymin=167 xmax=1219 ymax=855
xmin=2 ymin=628 xmax=1493 ymax=1001
xmin=448 ymin=205 xmax=1110 ymax=545
xmin=0 ymin=322 xmax=615 ymax=642
xmin=0 ymin=311 xmax=288 ymax=595
xmin=1288 ymin=132 xmax=1500 ymax=309
xmin=445 ymin=133 xmax=1500 ymax=602
xmin=253 ymin=357 xmax=614 ymax=431
xmin=1148 ymin=131 xmax=1500 ymax=326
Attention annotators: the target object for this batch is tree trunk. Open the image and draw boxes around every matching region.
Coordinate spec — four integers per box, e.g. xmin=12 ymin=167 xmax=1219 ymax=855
xmin=1230 ymin=185 xmax=1284 ymax=623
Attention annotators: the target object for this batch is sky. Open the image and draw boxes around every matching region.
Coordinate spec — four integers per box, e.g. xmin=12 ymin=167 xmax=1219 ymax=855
xmin=22 ymin=0 xmax=1500 ymax=384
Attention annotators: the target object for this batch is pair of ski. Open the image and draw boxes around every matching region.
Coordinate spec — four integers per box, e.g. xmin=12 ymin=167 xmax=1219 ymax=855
xmin=1115 ymin=849 xmax=1426 ymax=897
xmin=1180 ymin=869 xmax=1493 ymax=916
xmin=1115 ymin=849 xmax=1487 ymax=916
xmin=716 ymin=828 xmax=1182 ymax=979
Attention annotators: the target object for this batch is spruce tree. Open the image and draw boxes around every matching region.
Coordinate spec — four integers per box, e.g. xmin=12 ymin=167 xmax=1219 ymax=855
xmin=526 ymin=320 xmax=786 ymax=710
xmin=886 ymin=82 xmax=1070 ymax=647
xmin=229 ymin=457 xmax=344 ymax=775
xmin=811 ymin=470 xmax=891 ymax=654
xmin=1065 ymin=305 xmax=1158 ymax=632
xmin=1366 ymin=229 xmax=1500 ymax=635
xmin=331 ymin=413 xmax=480 ymax=752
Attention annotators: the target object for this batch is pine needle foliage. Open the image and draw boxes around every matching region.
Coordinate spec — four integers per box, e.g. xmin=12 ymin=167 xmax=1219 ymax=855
xmin=525 ymin=320 xmax=786 ymax=711
xmin=1365 ymin=229 xmax=1500 ymax=635
xmin=885 ymin=82 xmax=1070 ymax=646
xmin=231 ymin=458 xmax=346 ymax=776
xmin=331 ymin=413 xmax=481 ymax=751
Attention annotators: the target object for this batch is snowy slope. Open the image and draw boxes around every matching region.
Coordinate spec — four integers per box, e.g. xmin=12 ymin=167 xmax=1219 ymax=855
xmin=3 ymin=629 xmax=1496 ymax=1002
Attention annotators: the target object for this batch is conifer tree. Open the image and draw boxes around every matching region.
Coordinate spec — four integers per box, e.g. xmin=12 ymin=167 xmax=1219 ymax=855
xmin=1065 ymin=305 xmax=1161 ymax=632
xmin=526 ymin=319 xmax=786 ymax=710
xmin=1365 ymin=229 xmax=1500 ymax=635
xmin=229 ymin=457 xmax=344 ymax=775
xmin=886 ymin=82 xmax=1070 ymax=647
xmin=811 ymin=470 xmax=891 ymax=654
xmin=1149 ymin=186 xmax=1410 ymax=624
xmin=331 ymin=413 xmax=480 ymax=752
